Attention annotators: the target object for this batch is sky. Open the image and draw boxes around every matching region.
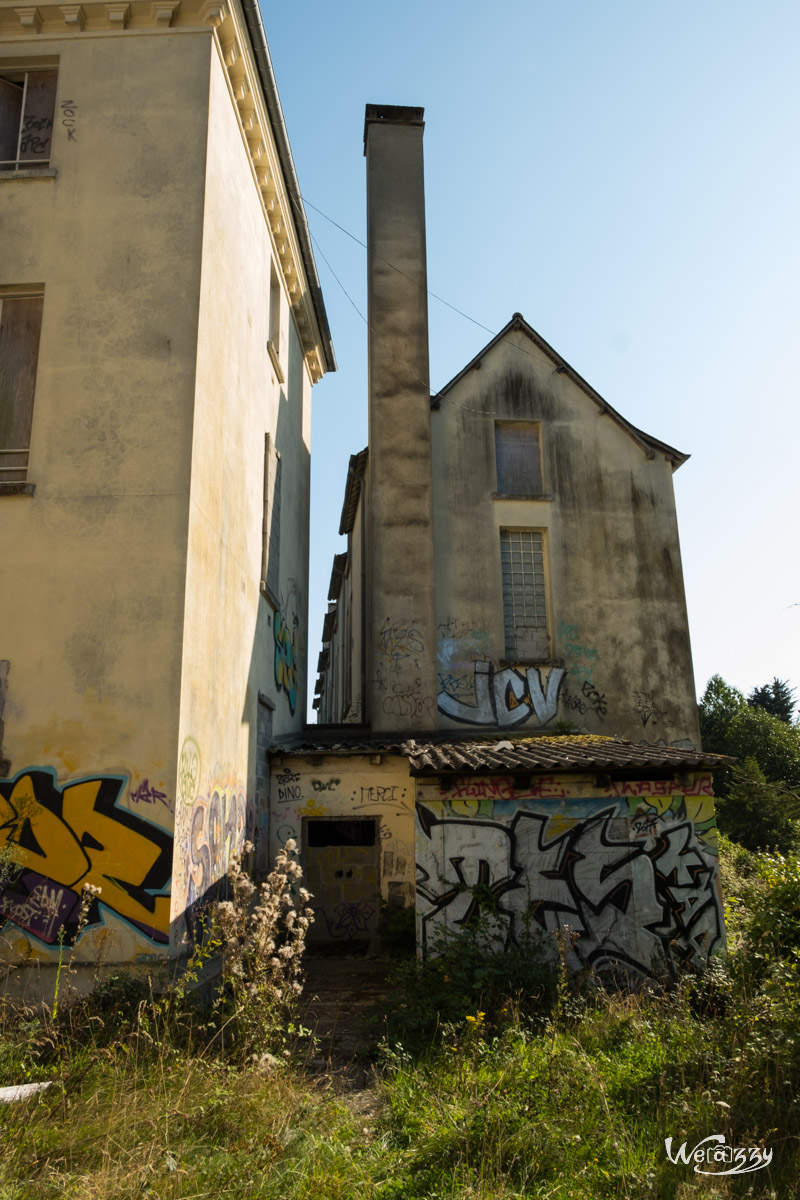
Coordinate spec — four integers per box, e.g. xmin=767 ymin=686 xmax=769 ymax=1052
xmin=261 ymin=0 xmax=800 ymax=721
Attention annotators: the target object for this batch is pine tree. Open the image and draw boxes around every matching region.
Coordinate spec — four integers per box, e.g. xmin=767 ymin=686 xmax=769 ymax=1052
xmin=747 ymin=677 xmax=797 ymax=724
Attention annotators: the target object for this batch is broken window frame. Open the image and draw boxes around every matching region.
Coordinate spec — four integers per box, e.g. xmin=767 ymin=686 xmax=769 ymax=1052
xmin=0 ymin=288 xmax=44 ymax=487
xmin=0 ymin=67 xmax=58 ymax=172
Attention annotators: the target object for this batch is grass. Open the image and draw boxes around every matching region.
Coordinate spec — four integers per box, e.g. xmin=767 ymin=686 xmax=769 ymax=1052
xmin=1 ymin=835 xmax=798 ymax=1198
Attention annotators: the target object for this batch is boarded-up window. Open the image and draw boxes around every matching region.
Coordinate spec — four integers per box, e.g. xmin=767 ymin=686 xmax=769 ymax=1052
xmin=500 ymin=529 xmax=549 ymax=660
xmin=495 ymin=423 xmax=543 ymax=495
xmin=0 ymin=293 xmax=43 ymax=483
xmin=0 ymin=70 xmax=57 ymax=171
xmin=261 ymin=434 xmax=281 ymax=604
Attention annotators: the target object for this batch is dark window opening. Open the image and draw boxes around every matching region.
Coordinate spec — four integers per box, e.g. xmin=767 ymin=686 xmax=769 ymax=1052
xmin=306 ymin=819 xmax=376 ymax=848
xmin=0 ymin=69 xmax=57 ymax=172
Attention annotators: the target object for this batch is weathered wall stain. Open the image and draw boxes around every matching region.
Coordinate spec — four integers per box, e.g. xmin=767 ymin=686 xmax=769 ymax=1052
xmin=0 ymin=768 xmax=171 ymax=945
xmin=438 ymin=660 xmax=565 ymax=727
xmin=415 ymin=790 xmax=722 ymax=976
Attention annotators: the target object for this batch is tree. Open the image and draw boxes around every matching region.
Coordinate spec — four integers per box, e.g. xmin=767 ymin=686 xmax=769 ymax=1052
xmin=698 ymin=674 xmax=800 ymax=801
xmin=747 ymin=677 xmax=797 ymax=724
xmin=715 ymin=757 xmax=800 ymax=853
xmin=698 ymin=675 xmax=747 ymax=756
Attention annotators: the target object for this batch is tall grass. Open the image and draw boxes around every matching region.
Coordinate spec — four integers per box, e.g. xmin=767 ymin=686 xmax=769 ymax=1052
xmin=1 ymin=836 xmax=797 ymax=1198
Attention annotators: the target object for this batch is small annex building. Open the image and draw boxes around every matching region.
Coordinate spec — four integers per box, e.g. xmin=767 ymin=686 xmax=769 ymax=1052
xmin=268 ymin=104 xmax=729 ymax=979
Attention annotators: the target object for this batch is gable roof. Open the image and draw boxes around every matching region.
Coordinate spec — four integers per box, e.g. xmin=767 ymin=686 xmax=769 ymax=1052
xmin=432 ymin=313 xmax=688 ymax=470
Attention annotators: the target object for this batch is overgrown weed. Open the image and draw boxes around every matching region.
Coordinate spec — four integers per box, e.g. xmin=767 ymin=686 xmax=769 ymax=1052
xmin=1 ymin=837 xmax=799 ymax=1197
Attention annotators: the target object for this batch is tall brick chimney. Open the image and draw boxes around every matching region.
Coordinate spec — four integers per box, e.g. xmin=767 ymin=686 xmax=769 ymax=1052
xmin=363 ymin=105 xmax=438 ymax=732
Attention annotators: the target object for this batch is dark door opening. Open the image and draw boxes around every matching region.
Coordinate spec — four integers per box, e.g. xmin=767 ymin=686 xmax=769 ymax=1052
xmin=302 ymin=817 xmax=380 ymax=945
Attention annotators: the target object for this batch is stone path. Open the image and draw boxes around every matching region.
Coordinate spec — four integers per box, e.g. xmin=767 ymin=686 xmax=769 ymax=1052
xmin=298 ymin=954 xmax=396 ymax=1087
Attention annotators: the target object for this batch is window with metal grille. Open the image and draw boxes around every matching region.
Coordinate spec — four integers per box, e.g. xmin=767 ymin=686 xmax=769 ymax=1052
xmin=0 ymin=291 xmax=43 ymax=486
xmin=0 ymin=69 xmax=57 ymax=172
xmin=500 ymin=529 xmax=549 ymax=660
xmin=494 ymin=422 xmax=543 ymax=495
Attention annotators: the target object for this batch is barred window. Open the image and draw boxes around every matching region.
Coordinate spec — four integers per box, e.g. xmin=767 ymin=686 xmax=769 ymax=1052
xmin=500 ymin=529 xmax=549 ymax=660
xmin=494 ymin=422 xmax=542 ymax=495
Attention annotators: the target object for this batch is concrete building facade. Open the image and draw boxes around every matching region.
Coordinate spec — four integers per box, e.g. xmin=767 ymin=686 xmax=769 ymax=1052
xmin=0 ymin=0 xmax=333 ymax=965
xmin=299 ymin=105 xmax=724 ymax=977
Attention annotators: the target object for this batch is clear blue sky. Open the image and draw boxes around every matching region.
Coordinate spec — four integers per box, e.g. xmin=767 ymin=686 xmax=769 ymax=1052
xmin=262 ymin=0 xmax=800 ymax=722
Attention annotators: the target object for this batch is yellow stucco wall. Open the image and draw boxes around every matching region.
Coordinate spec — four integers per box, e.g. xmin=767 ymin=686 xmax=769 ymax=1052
xmin=0 ymin=8 xmax=324 ymax=961
xmin=170 ymin=41 xmax=314 ymax=948
xmin=270 ymin=753 xmax=416 ymax=940
xmin=0 ymin=29 xmax=212 ymax=962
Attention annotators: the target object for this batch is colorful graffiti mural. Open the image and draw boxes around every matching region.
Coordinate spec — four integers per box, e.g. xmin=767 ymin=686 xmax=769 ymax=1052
xmin=0 ymin=769 xmax=171 ymax=945
xmin=184 ymin=774 xmax=248 ymax=919
xmin=415 ymin=789 xmax=722 ymax=976
xmin=437 ymin=661 xmax=566 ymax=727
xmin=274 ymin=610 xmax=298 ymax=714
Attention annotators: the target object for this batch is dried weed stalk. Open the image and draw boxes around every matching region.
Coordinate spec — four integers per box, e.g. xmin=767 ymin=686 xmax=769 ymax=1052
xmin=211 ymin=838 xmax=313 ymax=1056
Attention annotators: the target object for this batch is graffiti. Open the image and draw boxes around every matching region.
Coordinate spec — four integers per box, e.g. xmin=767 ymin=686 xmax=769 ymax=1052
xmin=633 ymin=690 xmax=667 ymax=727
xmin=437 ymin=616 xmax=477 ymax=639
xmin=354 ymin=785 xmax=409 ymax=813
xmin=298 ymin=797 xmax=328 ymax=817
xmin=19 ymin=114 xmax=53 ymax=157
xmin=310 ymin=778 xmax=340 ymax=792
xmin=438 ymin=661 xmax=566 ymax=728
xmin=274 ymin=610 xmax=298 ymax=714
xmin=603 ymin=776 xmax=713 ymax=798
xmin=314 ymin=900 xmax=376 ymax=940
xmin=437 ymin=775 xmax=572 ymax=805
xmin=0 ymin=769 xmax=171 ymax=945
xmin=382 ymin=679 xmax=435 ymax=721
xmin=436 ymin=671 xmax=474 ymax=698
xmin=129 ymin=779 xmax=171 ymax=810
xmin=415 ymin=798 xmax=722 ymax=975
xmin=185 ymin=777 xmax=247 ymax=916
xmin=60 ymin=99 xmax=77 ymax=141
xmin=376 ymin=618 xmax=425 ymax=676
xmin=276 ymin=823 xmax=297 ymax=844
xmin=562 ymin=680 xmax=607 ymax=720
xmin=275 ymin=769 xmax=301 ymax=804
xmin=178 ymin=738 xmax=201 ymax=808
xmin=558 ymin=622 xmax=599 ymax=684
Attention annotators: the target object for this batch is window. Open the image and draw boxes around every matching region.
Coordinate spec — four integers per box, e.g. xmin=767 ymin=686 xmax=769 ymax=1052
xmin=500 ymin=529 xmax=549 ymax=660
xmin=267 ymin=261 xmax=283 ymax=382
xmin=260 ymin=433 xmax=281 ymax=604
xmin=0 ymin=291 xmax=43 ymax=486
xmin=494 ymin=422 xmax=543 ymax=496
xmin=0 ymin=69 xmax=57 ymax=172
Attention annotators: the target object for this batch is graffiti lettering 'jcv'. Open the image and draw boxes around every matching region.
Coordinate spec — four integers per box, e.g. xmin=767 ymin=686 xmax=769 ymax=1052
xmin=0 ymin=770 xmax=171 ymax=945
xmin=438 ymin=661 xmax=565 ymax=727
xmin=274 ymin=610 xmax=298 ymax=714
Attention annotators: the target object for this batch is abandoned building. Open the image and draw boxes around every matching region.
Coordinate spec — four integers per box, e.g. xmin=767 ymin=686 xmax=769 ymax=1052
xmin=270 ymin=105 xmax=727 ymax=977
xmin=0 ymin=19 xmax=726 ymax=981
xmin=0 ymin=0 xmax=333 ymax=965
